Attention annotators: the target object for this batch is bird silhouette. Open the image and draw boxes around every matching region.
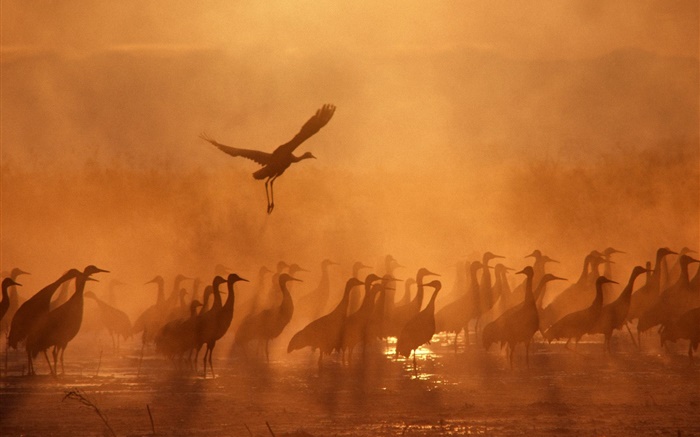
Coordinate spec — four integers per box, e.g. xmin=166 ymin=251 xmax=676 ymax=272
xmin=659 ymin=307 xmax=700 ymax=364
xmin=543 ymin=276 xmax=618 ymax=350
xmin=234 ymin=273 xmax=300 ymax=361
xmin=297 ymin=259 xmax=339 ymax=321
xmin=340 ymin=274 xmax=383 ymax=363
xmin=589 ymin=266 xmax=649 ymax=353
xmin=201 ymin=104 xmax=336 ymax=213
xmin=627 ymin=247 xmax=677 ymax=321
xmin=8 ymin=268 xmax=87 ymax=351
xmin=396 ymin=278 xmax=416 ymax=307
xmin=539 ymin=251 xmax=604 ymax=331
xmin=483 ymin=269 xmax=566 ymax=368
xmin=26 ymin=265 xmax=109 ymax=375
xmin=1 ymin=268 xmax=30 ymax=335
xmin=390 ymin=268 xmax=440 ymax=337
xmin=348 ymin=261 xmax=372 ymax=315
xmin=637 ymin=254 xmax=699 ymax=336
xmin=84 ymin=290 xmax=133 ymax=351
xmin=202 ymin=273 xmax=247 ymax=378
xmin=435 ymin=261 xmax=482 ymax=348
xmin=600 ymin=247 xmax=625 ymax=303
xmin=288 ymin=277 xmax=364 ymax=368
xmin=231 ymin=265 xmax=272 ymax=334
xmin=1 ymin=278 xmax=21 ymax=326
xmin=478 ymin=252 xmax=505 ymax=317
xmin=132 ymin=275 xmax=167 ymax=345
xmin=193 ymin=275 xmax=227 ymax=373
xmin=396 ymin=280 xmax=441 ymax=371
xmin=155 ymin=299 xmax=203 ymax=369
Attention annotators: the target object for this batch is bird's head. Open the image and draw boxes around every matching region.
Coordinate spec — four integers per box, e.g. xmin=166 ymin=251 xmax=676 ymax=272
xmin=83 ymin=265 xmax=110 ymax=277
xmin=227 ymin=273 xmax=249 ymax=284
xmin=11 ymin=268 xmax=30 ymax=278
xmin=300 ymin=151 xmax=316 ymax=160
xmin=279 ymin=273 xmax=302 ymax=286
xmin=2 ymin=277 xmax=21 ymax=289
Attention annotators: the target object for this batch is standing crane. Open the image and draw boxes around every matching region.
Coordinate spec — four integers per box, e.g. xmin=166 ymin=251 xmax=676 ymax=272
xmin=193 ymin=276 xmax=227 ymax=373
xmin=340 ymin=274 xmax=383 ymax=363
xmin=589 ymin=266 xmax=649 ymax=353
xmin=234 ymin=273 xmax=300 ymax=361
xmin=26 ymin=266 xmax=109 ymax=375
xmin=390 ymin=268 xmax=440 ymax=337
xmin=201 ymin=104 xmax=336 ymax=213
xmin=1 ymin=278 xmax=21 ymax=325
xmin=288 ymin=277 xmax=364 ymax=368
xmin=396 ymin=280 xmax=442 ymax=371
xmin=483 ymin=269 xmax=566 ymax=368
xmin=84 ymin=291 xmax=133 ymax=351
xmin=202 ymin=273 xmax=248 ymax=378
xmin=1 ymin=268 xmax=30 ymax=335
xmin=543 ymin=276 xmax=618 ymax=350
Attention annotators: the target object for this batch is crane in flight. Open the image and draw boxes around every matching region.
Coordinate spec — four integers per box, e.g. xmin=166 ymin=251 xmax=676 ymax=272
xmin=200 ymin=104 xmax=336 ymax=214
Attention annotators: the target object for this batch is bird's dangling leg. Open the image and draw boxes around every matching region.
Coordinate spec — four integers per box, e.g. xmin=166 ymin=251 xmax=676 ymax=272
xmin=264 ymin=178 xmax=273 ymax=214
xmin=208 ymin=345 xmax=215 ymax=378
xmin=268 ymin=176 xmax=278 ymax=214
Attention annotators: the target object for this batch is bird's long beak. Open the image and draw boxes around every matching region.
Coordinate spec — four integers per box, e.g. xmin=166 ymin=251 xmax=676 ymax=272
xmin=96 ymin=268 xmax=110 ymax=274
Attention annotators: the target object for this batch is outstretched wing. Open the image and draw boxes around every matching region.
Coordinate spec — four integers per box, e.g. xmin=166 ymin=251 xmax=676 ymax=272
xmin=199 ymin=133 xmax=271 ymax=166
xmin=276 ymin=104 xmax=336 ymax=154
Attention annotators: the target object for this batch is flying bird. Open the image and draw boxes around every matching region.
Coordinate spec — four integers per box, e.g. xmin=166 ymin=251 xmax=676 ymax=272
xmin=200 ymin=104 xmax=337 ymax=213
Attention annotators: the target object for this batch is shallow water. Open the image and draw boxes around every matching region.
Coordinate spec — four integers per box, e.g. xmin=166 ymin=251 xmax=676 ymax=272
xmin=1 ymin=334 xmax=699 ymax=436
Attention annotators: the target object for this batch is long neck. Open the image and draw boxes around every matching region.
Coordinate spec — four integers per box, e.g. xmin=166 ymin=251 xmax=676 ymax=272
xmin=412 ymin=279 xmax=424 ymax=308
xmin=480 ymin=260 xmax=492 ymax=288
xmin=591 ymin=282 xmax=604 ymax=310
xmin=523 ymin=274 xmax=534 ymax=305
xmin=358 ymin=289 xmax=376 ymax=315
xmin=291 ymin=153 xmax=311 ymax=163
xmin=1 ymin=284 xmax=9 ymax=301
xmin=224 ymin=283 xmax=235 ymax=311
xmin=212 ymin=283 xmax=223 ymax=309
xmin=677 ymin=260 xmax=692 ymax=287
xmin=651 ymin=251 xmax=666 ymax=290
xmin=69 ymin=275 xmax=89 ymax=307
xmin=279 ymin=282 xmax=293 ymax=314
xmin=620 ymin=269 xmax=644 ymax=301
xmin=334 ymin=285 xmax=353 ymax=315
xmin=426 ymin=289 xmax=439 ymax=312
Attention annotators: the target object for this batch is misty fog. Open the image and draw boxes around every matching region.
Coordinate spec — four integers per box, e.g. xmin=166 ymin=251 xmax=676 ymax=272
xmin=1 ymin=2 xmax=699 ymax=436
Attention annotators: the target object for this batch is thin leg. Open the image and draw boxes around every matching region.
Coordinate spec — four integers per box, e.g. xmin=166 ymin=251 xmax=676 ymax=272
xmin=508 ymin=344 xmax=514 ymax=369
xmin=45 ymin=350 xmax=55 ymax=375
xmin=208 ymin=344 xmax=215 ymax=378
xmin=27 ymin=350 xmax=34 ymax=375
xmin=268 ymin=176 xmax=277 ymax=214
xmin=264 ymin=179 xmax=272 ymax=213
xmin=624 ymin=322 xmax=639 ymax=350
xmin=412 ymin=350 xmax=417 ymax=374
xmin=52 ymin=347 xmax=59 ymax=375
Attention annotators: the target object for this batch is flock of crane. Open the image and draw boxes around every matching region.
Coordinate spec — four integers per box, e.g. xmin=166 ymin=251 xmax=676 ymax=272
xmin=1 ymin=246 xmax=698 ymax=378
